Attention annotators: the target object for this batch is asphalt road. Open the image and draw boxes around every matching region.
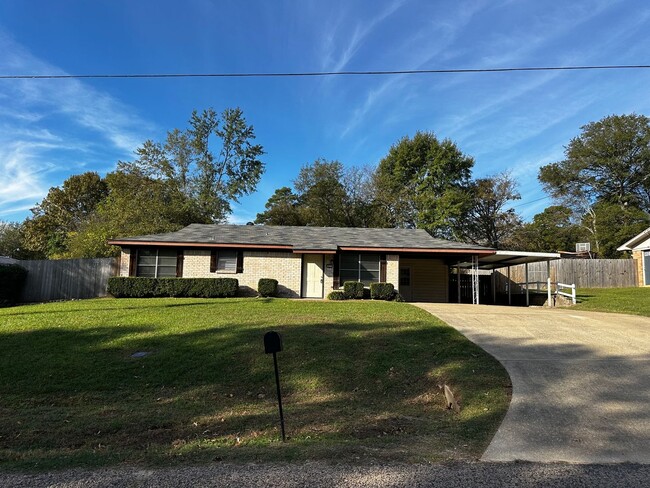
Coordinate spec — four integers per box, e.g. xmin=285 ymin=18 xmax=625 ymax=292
xmin=414 ymin=303 xmax=650 ymax=464
xmin=2 ymin=462 xmax=649 ymax=487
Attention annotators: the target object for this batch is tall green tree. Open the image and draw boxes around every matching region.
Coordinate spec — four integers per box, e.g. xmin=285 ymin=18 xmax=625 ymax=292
xmin=293 ymin=159 xmax=348 ymax=227
xmin=66 ymin=171 xmax=204 ymax=258
xmin=22 ymin=172 xmax=109 ymax=258
xmin=120 ymin=107 xmax=265 ymax=222
xmin=539 ymin=113 xmax=650 ymax=212
xmin=254 ymin=187 xmax=305 ymax=226
xmin=453 ymin=173 xmax=522 ymax=249
xmin=0 ymin=221 xmax=44 ymax=259
xmin=582 ymin=201 xmax=650 ymax=258
xmin=511 ymin=206 xmax=587 ymax=253
xmin=375 ymin=131 xmax=474 ymax=237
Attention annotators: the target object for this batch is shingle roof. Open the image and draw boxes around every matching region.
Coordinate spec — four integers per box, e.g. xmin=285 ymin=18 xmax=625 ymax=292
xmin=109 ymin=224 xmax=493 ymax=253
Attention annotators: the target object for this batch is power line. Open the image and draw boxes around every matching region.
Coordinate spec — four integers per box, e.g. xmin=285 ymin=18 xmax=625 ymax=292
xmin=1 ymin=64 xmax=650 ymax=80
xmin=512 ymin=195 xmax=552 ymax=209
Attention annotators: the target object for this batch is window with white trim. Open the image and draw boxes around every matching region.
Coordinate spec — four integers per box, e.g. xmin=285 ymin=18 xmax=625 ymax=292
xmin=136 ymin=249 xmax=177 ymax=277
xmin=340 ymin=253 xmax=380 ymax=285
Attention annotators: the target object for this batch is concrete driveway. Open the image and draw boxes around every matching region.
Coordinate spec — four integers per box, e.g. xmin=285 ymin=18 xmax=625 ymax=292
xmin=414 ymin=303 xmax=650 ymax=464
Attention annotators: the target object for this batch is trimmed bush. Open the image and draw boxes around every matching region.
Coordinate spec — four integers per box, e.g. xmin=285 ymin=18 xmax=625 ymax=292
xmin=370 ymin=282 xmax=395 ymax=300
xmin=0 ymin=264 xmax=28 ymax=306
xmin=343 ymin=281 xmax=365 ymax=299
xmin=327 ymin=291 xmax=346 ymax=300
xmin=258 ymin=278 xmax=278 ymax=298
xmin=108 ymin=277 xmax=238 ymax=298
xmin=390 ymin=291 xmax=405 ymax=302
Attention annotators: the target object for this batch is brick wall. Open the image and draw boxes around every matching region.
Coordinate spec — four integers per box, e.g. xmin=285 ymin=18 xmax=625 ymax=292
xmin=119 ymin=248 xmax=131 ymax=277
xmin=386 ymin=254 xmax=399 ymax=289
xmin=183 ymin=249 xmax=303 ymax=297
xmin=632 ymin=250 xmax=646 ymax=286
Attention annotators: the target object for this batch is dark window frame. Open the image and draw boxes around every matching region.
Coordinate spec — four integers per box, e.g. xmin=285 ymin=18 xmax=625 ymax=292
xmin=338 ymin=252 xmax=381 ymax=286
xmin=135 ymin=248 xmax=181 ymax=278
xmin=210 ymin=249 xmax=244 ymax=274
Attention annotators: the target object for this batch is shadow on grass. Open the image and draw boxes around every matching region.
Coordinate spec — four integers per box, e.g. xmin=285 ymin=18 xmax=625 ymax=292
xmin=0 ymin=304 xmax=510 ymax=469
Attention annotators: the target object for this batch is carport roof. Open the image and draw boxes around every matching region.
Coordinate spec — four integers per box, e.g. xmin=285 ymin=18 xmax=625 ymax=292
xmin=456 ymin=250 xmax=561 ymax=270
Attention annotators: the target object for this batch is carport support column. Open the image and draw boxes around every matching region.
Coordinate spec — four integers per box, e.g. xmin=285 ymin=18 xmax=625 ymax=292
xmin=507 ymin=265 xmax=511 ymax=305
xmin=525 ymin=262 xmax=530 ymax=307
xmin=547 ymin=260 xmax=552 ymax=308
xmin=457 ymin=262 xmax=461 ymax=304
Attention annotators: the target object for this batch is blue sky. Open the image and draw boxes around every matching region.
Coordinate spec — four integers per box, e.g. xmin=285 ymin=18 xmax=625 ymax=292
xmin=1 ymin=0 xmax=650 ymax=224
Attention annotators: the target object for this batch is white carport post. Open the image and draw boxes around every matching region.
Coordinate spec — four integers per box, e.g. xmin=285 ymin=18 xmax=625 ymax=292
xmin=525 ymin=262 xmax=530 ymax=307
xmin=491 ymin=270 xmax=496 ymax=304
xmin=507 ymin=265 xmax=512 ymax=305
xmin=547 ymin=260 xmax=552 ymax=307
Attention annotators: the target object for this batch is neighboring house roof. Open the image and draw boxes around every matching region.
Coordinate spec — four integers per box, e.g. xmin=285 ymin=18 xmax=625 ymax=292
xmin=108 ymin=224 xmax=494 ymax=254
xmin=617 ymin=226 xmax=650 ymax=251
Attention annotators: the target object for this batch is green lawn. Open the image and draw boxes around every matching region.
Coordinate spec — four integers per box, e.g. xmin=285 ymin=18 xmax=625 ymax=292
xmin=0 ymin=298 xmax=510 ymax=471
xmin=575 ymin=287 xmax=650 ymax=317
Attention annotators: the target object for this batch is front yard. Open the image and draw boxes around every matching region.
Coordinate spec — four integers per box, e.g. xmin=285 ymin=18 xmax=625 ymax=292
xmin=575 ymin=287 xmax=650 ymax=317
xmin=0 ymin=298 xmax=510 ymax=470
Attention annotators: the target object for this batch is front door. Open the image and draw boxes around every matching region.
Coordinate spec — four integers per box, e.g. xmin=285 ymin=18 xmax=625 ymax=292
xmin=302 ymin=254 xmax=324 ymax=298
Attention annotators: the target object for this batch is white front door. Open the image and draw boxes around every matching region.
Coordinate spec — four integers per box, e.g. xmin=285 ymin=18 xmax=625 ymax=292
xmin=302 ymin=254 xmax=324 ymax=298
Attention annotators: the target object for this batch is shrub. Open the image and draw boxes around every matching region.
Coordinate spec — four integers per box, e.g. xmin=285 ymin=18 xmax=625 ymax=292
xmin=0 ymin=264 xmax=28 ymax=306
xmin=108 ymin=277 xmax=238 ymax=298
xmin=370 ymin=282 xmax=395 ymax=300
xmin=258 ymin=278 xmax=278 ymax=298
xmin=327 ymin=291 xmax=346 ymax=300
xmin=343 ymin=281 xmax=365 ymax=299
xmin=390 ymin=291 xmax=405 ymax=302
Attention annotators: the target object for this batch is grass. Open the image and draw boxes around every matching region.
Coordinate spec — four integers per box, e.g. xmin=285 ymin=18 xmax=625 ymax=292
xmin=0 ymin=298 xmax=510 ymax=471
xmin=575 ymin=287 xmax=650 ymax=317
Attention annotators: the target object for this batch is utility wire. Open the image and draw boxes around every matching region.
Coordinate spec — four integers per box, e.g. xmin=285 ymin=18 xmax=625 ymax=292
xmin=1 ymin=64 xmax=650 ymax=80
xmin=512 ymin=195 xmax=552 ymax=209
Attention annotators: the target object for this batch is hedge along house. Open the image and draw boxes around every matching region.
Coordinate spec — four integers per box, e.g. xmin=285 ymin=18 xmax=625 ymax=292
xmin=618 ymin=226 xmax=650 ymax=286
xmin=107 ymin=224 xmax=497 ymax=301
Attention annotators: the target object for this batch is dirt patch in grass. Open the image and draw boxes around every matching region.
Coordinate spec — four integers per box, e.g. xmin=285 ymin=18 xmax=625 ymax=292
xmin=0 ymin=298 xmax=510 ymax=471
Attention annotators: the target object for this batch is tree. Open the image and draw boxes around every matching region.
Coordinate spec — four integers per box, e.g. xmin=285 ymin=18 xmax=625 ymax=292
xmin=583 ymin=201 xmax=650 ymax=258
xmin=374 ymin=131 xmax=474 ymax=237
xmin=511 ymin=206 xmax=587 ymax=253
xmin=539 ymin=114 xmax=650 ymax=212
xmin=254 ymin=187 xmax=305 ymax=226
xmin=292 ymin=159 xmax=348 ymax=227
xmin=0 ymin=221 xmax=43 ymax=259
xmin=65 ymin=171 xmax=204 ymax=258
xmin=22 ymin=172 xmax=109 ymax=258
xmin=120 ymin=107 xmax=265 ymax=222
xmin=453 ymin=173 xmax=522 ymax=249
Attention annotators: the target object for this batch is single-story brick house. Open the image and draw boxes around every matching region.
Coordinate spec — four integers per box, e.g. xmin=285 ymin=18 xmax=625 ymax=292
xmin=107 ymin=224 xmax=495 ymax=301
xmin=618 ymin=226 xmax=650 ymax=286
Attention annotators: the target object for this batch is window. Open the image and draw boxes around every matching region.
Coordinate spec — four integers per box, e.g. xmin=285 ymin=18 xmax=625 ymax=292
xmin=136 ymin=249 xmax=178 ymax=277
xmin=339 ymin=253 xmax=380 ymax=285
xmin=210 ymin=250 xmax=243 ymax=273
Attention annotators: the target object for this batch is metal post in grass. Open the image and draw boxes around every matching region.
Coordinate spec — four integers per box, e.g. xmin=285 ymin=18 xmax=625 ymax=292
xmin=264 ymin=331 xmax=286 ymax=442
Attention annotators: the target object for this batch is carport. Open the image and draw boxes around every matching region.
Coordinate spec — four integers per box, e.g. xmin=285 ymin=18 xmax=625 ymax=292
xmin=453 ymin=250 xmax=561 ymax=306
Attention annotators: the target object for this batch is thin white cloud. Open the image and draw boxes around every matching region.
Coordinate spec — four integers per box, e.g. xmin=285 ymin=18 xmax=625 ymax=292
xmin=321 ymin=0 xmax=406 ymax=73
xmin=0 ymin=32 xmax=154 ymax=220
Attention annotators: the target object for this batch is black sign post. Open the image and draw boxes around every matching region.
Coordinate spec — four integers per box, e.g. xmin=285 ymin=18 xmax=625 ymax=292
xmin=264 ymin=331 xmax=286 ymax=442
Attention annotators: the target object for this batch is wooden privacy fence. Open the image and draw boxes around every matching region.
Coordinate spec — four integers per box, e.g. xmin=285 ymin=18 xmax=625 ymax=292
xmin=19 ymin=257 xmax=119 ymax=303
xmin=495 ymin=258 xmax=637 ymax=292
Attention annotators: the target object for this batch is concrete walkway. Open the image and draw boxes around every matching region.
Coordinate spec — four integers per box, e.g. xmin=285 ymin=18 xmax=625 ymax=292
xmin=414 ymin=303 xmax=650 ymax=464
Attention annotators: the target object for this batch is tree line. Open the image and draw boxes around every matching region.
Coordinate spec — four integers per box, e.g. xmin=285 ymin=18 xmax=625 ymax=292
xmin=1 ymin=111 xmax=648 ymax=260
